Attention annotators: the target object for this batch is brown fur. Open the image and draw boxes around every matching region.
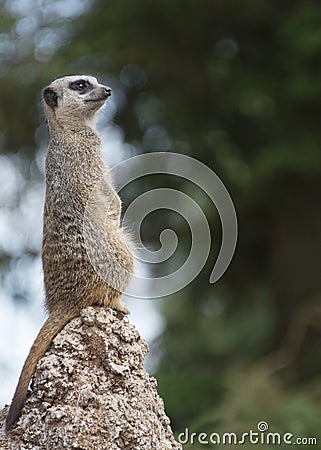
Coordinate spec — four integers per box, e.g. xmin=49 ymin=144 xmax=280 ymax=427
xmin=5 ymin=75 xmax=134 ymax=432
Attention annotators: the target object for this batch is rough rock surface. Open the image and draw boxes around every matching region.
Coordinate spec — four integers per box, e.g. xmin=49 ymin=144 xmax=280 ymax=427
xmin=0 ymin=307 xmax=182 ymax=450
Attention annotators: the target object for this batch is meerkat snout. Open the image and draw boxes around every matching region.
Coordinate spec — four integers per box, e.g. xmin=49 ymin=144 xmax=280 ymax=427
xmin=85 ymin=85 xmax=112 ymax=104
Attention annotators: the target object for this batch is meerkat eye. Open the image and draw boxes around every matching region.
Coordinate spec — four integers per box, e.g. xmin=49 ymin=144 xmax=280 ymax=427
xmin=69 ymin=80 xmax=92 ymax=92
xmin=75 ymin=81 xmax=87 ymax=90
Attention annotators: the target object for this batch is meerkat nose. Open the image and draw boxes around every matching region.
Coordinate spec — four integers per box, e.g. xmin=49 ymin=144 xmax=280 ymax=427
xmin=104 ymin=87 xmax=112 ymax=97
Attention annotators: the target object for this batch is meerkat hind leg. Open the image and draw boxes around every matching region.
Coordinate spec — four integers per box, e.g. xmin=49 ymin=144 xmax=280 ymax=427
xmin=107 ymin=295 xmax=130 ymax=315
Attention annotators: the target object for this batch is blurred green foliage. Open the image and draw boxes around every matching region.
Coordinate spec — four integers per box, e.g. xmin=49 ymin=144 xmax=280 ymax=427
xmin=0 ymin=0 xmax=320 ymax=446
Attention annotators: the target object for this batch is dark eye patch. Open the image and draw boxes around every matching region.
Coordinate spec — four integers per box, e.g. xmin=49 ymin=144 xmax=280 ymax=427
xmin=69 ymin=79 xmax=92 ymax=93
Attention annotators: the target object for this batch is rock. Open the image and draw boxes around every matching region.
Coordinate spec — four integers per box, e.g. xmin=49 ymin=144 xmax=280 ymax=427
xmin=0 ymin=307 xmax=182 ymax=450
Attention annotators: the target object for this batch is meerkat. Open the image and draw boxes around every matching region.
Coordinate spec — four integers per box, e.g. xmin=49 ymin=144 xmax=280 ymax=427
xmin=5 ymin=75 xmax=134 ymax=432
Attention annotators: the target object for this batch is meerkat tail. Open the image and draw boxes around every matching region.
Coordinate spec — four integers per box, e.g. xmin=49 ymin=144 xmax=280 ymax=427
xmin=5 ymin=310 xmax=77 ymax=433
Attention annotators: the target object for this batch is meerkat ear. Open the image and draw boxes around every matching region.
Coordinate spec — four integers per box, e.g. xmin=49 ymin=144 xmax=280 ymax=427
xmin=43 ymin=87 xmax=59 ymax=109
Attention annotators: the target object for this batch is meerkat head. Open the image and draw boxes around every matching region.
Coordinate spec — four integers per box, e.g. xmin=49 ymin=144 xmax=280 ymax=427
xmin=42 ymin=75 xmax=111 ymax=129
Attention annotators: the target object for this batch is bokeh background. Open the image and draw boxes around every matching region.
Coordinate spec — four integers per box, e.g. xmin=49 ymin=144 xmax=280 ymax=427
xmin=0 ymin=0 xmax=321 ymax=447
